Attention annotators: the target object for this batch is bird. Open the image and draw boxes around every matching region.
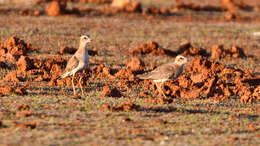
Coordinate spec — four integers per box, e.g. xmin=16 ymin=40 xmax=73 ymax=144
xmin=253 ymin=32 xmax=260 ymax=41
xmin=137 ymin=55 xmax=188 ymax=98
xmin=59 ymin=35 xmax=91 ymax=96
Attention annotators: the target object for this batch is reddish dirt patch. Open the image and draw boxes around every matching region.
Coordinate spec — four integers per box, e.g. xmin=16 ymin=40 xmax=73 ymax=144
xmin=13 ymin=122 xmax=36 ymax=129
xmin=174 ymin=0 xmax=225 ymax=12
xmin=0 ymin=86 xmax=13 ymax=95
xmin=17 ymin=56 xmax=34 ymax=72
xmin=3 ymin=71 xmax=23 ymax=82
xmin=2 ymin=54 xmax=84 ymax=87
xmin=221 ymin=0 xmax=241 ymax=20
xmin=177 ymin=41 xmax=208 ymax=57
xmin=144 ymin=6 xmax=164 ymax=15
xmin=16 ymin=56 xmax=67 ymax=83
xmin=45 ymin=1 xmax=67 ymax=16
xmin=123 ymin=41 xmax=247 ymax=60
xmin=59 ymin=46 xmax=97 ymax=56
xmin=139 ymin=91 xmax=149 ymax=98
xmin=59 ymin=46 xmax=77 ymax=55
xmin=252 ymin=85 xmax=260 ymax=100
xmin=99 ymin=0 xmax=142 ymax=14
xmin=130 ymin=41 xmax=176 ymax=56
xmin=91 ymin=64 xmax=138 ymax=83
xmin=15 ymin=104 xmax=30 ymax=111
xmin=0 ymin=86 xmax=27 ymax=95
xmin=158 ymin=56 xmax=258 ymax=103
xmin=101 ymin=101 xmax=140 ymax=112
xmin=111 ymin=0 xmax=130 ymax=8
xmin=124 ymin=1 xmax=142 ymax=13
xmin=18 ymin=9 xmax=42 ymax=16
xmin=146 ymin=97 xmax=173 ymax=104
xmin=211 ymin=45 xmax=246 ymax=59
xmin=225 ymin=11 xmax=239 ymax=20
xmin=102 ymin=86 xmax=121 ymax=97
xmin=52 ymin=68 xmax=90 ymax=87
xmin=114 ymin=69 xmax=135 ymax=81
xmin=0 ymin=36 xmax=34 ymax=61
xmin=130 ymin=41 xmax=165 ymax=56
xmin=16 ymin=110 xmax=33 ymax=117
xmin=15 ymin=87 xmax=27 ymax=95
xmin=14 ymin=104 xmax=32 ymax=118
xmin=80 ymin=0 xmax=111 ymax=4
xmin=90 ymin=64 xmax=115 ymax=79
xmin=211 ymin=45 xmax=224 ymax=59
xmin=225 ymin=46 xmax=246 ymax=58
xmin=125 ymin=57 xmax=145 ymax=72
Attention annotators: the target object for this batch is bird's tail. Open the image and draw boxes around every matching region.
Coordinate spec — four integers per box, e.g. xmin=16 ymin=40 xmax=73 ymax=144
xmin=58 ymin=72 xmax=70 ymax=80
xmin=136 ymin=74 xmax=150 ymax=80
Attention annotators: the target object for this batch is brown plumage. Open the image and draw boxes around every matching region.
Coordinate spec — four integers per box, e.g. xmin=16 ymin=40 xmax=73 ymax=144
xmin=137 ymin=62 xmax=184 ymax=82
xmin=60 ymin=35 xmax=91 ymax=96
xmin=137 ymin=55 xmax=188 ymax=97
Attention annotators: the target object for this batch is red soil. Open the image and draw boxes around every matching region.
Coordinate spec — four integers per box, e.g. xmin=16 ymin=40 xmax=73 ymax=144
xmin=0 ymin=37 xmax=257 ymax=103
xmin=102 ymin=86 xmax=121 ymax=97
xmin=80 ymin=0 xmax=111 ymax=4
xmin=114 ymin=69 xmax=135 ymax=81
xmin=174 ymin=0 xmax=225 ymax=12
xmin=177 ymin=41 xmax=208 ymax=57
xmin=0 ymin=36 xmax=34 ymax=61
xmin=163 ymin=57 xmax=257 ymax=103
xmin=15 ymin=104 xmax=30 ymax=111
xmin=138 ymin=56 xmax=258 ymax=103
xmin=59 ymin=46 xmax=77 ymax=55
xmin=0 ymin=86 xmax=27 ymax=95
xmin=130 ymin=41 xmax=170 ymax=56
xmin=125 ymin=57 xmax=145 ymax=72
xmin=3 ymin=71 xmax=22 ymax=82
xmin=146 ymin=97 xmax=173 ymax=104
xmin=45 ymin=1 xmax=67 ymax=16
xmin=211 ymin=45 xmax=246 ymax=59
xmin=13 ymin=122 xmax=36 ymax=129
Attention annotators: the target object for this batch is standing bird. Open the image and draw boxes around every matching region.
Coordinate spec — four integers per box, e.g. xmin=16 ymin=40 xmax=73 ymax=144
xmin=137 ymin=55 xmax=188 ymax=97
xmin=253 ymin=32 xmax=260 ymax=41
xmin=59 ymin=35 xmax=91 ymax=96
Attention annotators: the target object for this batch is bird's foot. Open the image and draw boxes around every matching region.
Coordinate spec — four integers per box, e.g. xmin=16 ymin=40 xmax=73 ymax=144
xmin=72 ymin=94 xmax=82 ymax=99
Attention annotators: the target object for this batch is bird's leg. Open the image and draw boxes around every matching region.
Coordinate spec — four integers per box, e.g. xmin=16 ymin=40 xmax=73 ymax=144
xmin=155 ymin=82 xmax=162 ymax=97
xmin=160 ymin=82 xmax=167 ymax=98
xmin=79 ymin=75 xmax=85 ymax=96
xmin=72 ymin=74 xmax=76 ymax=95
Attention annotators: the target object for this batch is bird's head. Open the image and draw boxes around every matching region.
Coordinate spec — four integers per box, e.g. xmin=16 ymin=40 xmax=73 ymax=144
xmin=80 ymin=35 xmax=92 ymax=43
xmin=174 ymin=55 xmax=188 ymax=66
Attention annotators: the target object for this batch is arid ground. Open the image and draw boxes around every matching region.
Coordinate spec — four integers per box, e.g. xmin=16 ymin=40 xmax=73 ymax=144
xmin=0 ymin=0 xmax=259 ymax=145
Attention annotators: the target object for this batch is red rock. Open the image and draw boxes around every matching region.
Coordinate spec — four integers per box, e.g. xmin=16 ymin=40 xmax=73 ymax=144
xmin=125 ymin=57 xmax=145 ymax=72
xmin=45 ymin=1 xmax=67 ymax=16
xmin=102 ymin=86 xmax=121 ymax=97
xmin=114 ymin=69 xmax=134 ymax=81
xmin=59 ymin=46 xmax=77 ymax=55
xmin=211 ymin=45 xmax=224 ymax=59
xmin=17 ymin=56 xmax=34 ymax=72
xmin=3 ymin=71 xmax=21 ymax=82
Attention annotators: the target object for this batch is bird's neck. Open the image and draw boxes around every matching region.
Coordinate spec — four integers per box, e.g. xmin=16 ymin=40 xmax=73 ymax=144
xmin=176 ymin=64 xmax=184 ymax=77
xmin=79 ymin=42 xmax=88 ymax=51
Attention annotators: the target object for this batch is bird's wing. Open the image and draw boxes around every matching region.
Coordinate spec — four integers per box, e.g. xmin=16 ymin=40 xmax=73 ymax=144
xmin=137 ymin=63 xmax=180 ymax=80
xmin=60 ymin=55 xmax=79 ymax=78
